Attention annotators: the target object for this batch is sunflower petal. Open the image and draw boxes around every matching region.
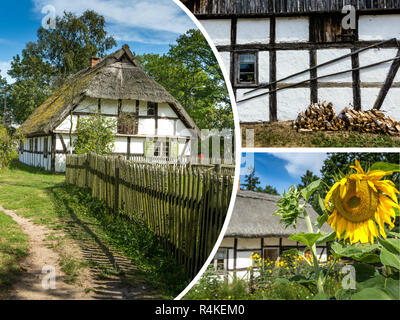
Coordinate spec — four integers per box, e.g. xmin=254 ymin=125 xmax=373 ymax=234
xmin=325 ymin=182 xmax=340 ymax=211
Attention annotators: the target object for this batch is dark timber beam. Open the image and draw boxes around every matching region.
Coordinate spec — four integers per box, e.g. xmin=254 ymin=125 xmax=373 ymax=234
xmin=269 ymin=16 xmax=277 ymax=121
xmin=373 ymin=48 xmax=400 ymax=110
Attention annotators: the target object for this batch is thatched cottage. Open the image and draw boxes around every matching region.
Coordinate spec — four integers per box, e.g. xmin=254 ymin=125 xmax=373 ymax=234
xmin=184 ymin=0 xmax=400 ymax=123
xmin=213 ymin=190 xmax=331 ymax=279
xmin=18 ymin=45 xmax=200 ymax=172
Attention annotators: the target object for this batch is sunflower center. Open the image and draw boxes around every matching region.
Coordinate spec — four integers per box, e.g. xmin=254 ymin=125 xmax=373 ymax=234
xmin=332 ymin=179 xmax=378 ymax=223
xmin=347 ymin=196 xmax=361 ymax=208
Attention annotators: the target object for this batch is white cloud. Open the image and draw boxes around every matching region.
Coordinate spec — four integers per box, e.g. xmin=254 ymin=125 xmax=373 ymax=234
xmin=271 ymin=153 xmax=328 ymax=178
xmin=32 ymin=0 xmax=195 ymax=38
xmin=0 ymin=61 xmax=14 ymax=84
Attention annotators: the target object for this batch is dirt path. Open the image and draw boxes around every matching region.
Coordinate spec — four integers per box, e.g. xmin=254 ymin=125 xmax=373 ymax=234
xmin=0 ymin=205 xmax=157 ymax=300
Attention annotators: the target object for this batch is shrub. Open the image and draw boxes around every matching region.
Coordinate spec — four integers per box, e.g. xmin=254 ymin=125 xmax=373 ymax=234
xmin=73 ymin=114 xmax=115 ymax=155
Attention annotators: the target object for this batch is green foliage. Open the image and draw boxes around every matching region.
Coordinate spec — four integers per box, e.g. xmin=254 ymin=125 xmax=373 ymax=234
xmin=255 ymin=184 xmax=280 ymax=195
xmin=274 ymin=186 xmax=305 ymax=228
xmin=137 ymin=29 xmax=232 ymax=130
xmin=289 ymin=232 xmax=324 ymax=249
xmin=240 ymin=167 xmax=261 ymax=191
xmin=0 ymin=125 xmax=22 ymax=169
xmin=8 ymin=10 xmax=116 ymax=124
xmin=0 ymin=210 xmax=29 ymax=298
xmin=73 ymin=114 xmax=115 ymax=155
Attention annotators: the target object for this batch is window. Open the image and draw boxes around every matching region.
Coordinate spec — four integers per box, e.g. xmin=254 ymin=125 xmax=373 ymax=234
xmin=154 ymin=139 xmax=169 ymax=157
xmin=310 ymin=14 xmax=355 ymax=43
xmin=147 ymin=102 xmax=157 ymax=116
xmin=117 ymin=113 xmax=137 ymax=135
xmin=263 ymin=248 xmax=279 ymax=262
xmin=43 ymin=137 xmax=48 ymax=158
xmin=213 ymin=248 xmax=228 ymax=272
xmin=237 ymin=53 xmax=257 ymax=84
xmin=29 ymin=139 xmax=33 ymax=152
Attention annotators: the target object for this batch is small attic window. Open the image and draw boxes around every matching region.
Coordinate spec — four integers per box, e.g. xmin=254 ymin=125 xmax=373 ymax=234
xmin=147 ymin=102 xmax=157 ymax=116
xmin=310 ymin=14 xmax=355 ymax=43
xmin=237 ymin=53 xmax=257 ymax=85
xmin=117 ymin=113 xmax=137 ymax=135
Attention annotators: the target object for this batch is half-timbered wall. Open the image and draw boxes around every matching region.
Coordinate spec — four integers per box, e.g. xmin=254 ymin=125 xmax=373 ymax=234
xmin=200 ymin=13 xmax=400 ymax=122
xmin=19 ymin=97 xmax=194 ymax=172
xmin=213 ymin=236 xmax=328 ymax=281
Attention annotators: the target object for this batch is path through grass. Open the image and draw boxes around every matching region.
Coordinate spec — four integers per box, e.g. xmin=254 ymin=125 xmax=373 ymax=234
xmin=0 ymin=161 xmax=188 ymax=299
xmin=0 ymin=210 xmax=29 ymax=299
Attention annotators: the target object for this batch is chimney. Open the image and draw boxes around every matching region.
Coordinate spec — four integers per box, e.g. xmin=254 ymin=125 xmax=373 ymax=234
xmin=90 ymin=56 xmax=100 ymax=68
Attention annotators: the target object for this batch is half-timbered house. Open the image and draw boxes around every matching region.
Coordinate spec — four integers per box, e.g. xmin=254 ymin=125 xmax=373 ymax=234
xmin=18 ymin=45 xmax=200 ymax=172
xmin=212 ymin=190 xmax=331 ymax=279
xmin=184 ymin=0 xmax=400 ymax=123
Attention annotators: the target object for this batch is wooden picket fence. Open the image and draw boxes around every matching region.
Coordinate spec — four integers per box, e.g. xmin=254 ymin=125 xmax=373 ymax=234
xmin=65 ymin=153 xmax=234 ymax=278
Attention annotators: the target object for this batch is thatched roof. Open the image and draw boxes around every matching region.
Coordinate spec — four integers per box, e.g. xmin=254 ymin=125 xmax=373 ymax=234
xmin=225 ymin=190 xmax=332 ymax=238
xmin=19 ymin=45 xmax=200 ymax=137
xmin=185 ymin=0 xmax=399 ymax=16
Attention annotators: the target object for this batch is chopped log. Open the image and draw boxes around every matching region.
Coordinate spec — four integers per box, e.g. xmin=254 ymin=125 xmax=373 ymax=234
xmin=294 ymin=101 xmax=400 ymax=136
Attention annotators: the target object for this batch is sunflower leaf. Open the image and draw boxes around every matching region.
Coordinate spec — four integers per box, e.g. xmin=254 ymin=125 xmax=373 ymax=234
xmin=380 ymin=247 xmax=400 ymax=270
xmin=330 ymin=242 xmax=380 ymax=263
xmin=369 ymin=162 xmax=400 ymax=172
xmin=316 ymin=231 xmax=336 ymax=245
xmin=289 ymin=232 xmax=324 ymax=249
xmin=351 ymin=288 xmax=392 ymax=300
xmin=377 ymin=238 xmax=400 ymax=254
xmin=300 ymin=179 xmax=321 ymax=202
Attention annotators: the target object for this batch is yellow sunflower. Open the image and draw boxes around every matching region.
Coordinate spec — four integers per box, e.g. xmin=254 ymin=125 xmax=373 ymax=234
xmin=325 ymin=160 xmax=399 ymax=244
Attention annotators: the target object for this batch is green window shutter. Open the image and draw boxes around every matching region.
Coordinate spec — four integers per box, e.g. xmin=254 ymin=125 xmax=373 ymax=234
xmin=144 ymin=141 xmax=154 ymax=157
xmin=170 ymin=140 xmax=179 ymax=158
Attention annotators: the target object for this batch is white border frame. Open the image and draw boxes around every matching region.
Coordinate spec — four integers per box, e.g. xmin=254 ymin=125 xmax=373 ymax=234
xmin=173 ymin=0 xmax=242 ymax=300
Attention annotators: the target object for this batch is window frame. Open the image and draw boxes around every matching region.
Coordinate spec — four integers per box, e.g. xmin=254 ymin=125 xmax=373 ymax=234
xmin=213 ymin=248 xmax=228 ymax=272
xmin=309 ymin=13 xmax=356 ymax=43
xmin=235 ymin=51 xmax=259 ymax=87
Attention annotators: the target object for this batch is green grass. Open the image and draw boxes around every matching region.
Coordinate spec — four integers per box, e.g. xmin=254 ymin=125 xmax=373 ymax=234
xmin=0 ymin=161 xmax=188 ymax=298
xmin=241 ymin=121 xmax=400 ymax=147
xmin=0 ymin=210 xmax=29 ymax=299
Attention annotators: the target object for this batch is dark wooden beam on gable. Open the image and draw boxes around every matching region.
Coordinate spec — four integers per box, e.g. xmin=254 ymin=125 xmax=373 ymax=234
xmin=373 ymin=47 xmax=400 ymax=110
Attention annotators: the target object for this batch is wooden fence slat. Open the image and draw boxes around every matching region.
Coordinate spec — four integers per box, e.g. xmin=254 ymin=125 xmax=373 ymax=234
xmin=65 ymin=153 xmax=234 ymax=277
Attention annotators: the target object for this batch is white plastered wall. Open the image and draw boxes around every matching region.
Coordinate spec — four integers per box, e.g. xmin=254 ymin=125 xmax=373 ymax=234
xmin=276 ymin=17 xmax=309 ymax=43
xmin=236 ymin=89 xmax=269 ymax=122
xmin=236 ymin=18 xmax=270 ymax=44
xmin=200 ymin=19 xmax=231 ymax=46
xmin=359 ymin=14 xmax=400 ymax=40
xmin=277 ymin=88 xmax=310 ymax=120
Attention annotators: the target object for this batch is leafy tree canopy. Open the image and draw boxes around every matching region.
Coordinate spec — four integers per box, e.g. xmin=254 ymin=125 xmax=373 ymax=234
xmin=8 ymin=10 xmax=116 ymax=124
xmin=255 ymin=184 xmax=280 ymax=196
xmin=73 ymin=114 xmax=115 ymax=155
xmin=241 ymin=167 xmax=261 ymax=191
xmin=136 ymin=29 xmax=233 ymax=130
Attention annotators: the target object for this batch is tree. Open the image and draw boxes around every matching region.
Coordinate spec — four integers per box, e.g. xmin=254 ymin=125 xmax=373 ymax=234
xmin=297 ymin=170 xmax=321 ymax=214
xmin=255 ymin=184 xmax=280 ymax=195
xmin=137 ymin=29 xmax=233 ymax=130
xmin=320 ymin=152 xmax=400 ymax=187
xmin=8 ymin=10 xmax=116 ymax=124
xmin=0 ymin=125 xmax=23 ymax=169
xmin=241 ymin=167 xmax=261 ymax=191
xmin=0 ymin=72 xmax=8 ymax=125
xmin=73 ymin=114 xmax=115 ymax=155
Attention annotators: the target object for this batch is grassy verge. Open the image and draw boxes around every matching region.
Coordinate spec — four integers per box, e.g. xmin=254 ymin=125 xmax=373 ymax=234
xmin=0 ymin=210 xmax=29 ymax=299
xmin=0 ymin=161 xmax=188 ymax=298
xmin=241 ymin=121 xmax=400 ymax=147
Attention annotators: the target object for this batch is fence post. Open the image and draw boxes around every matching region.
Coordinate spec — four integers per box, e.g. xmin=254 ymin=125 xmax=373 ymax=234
xmin=114 ymin=156 xmax=120 ymax=215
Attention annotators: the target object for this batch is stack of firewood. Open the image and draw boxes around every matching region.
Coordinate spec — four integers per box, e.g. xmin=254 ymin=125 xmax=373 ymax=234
xmin=294 ymin=102 xmax=400 ymax=135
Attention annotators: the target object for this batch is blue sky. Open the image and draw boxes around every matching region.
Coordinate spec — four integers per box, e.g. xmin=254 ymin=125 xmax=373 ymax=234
xmin=0 ymin=0 xmax=197 ymax=83
xmin=240 ymin=152 xmax=329 ymax=195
